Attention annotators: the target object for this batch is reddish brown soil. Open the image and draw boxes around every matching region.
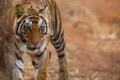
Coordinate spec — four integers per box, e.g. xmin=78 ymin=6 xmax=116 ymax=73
xmin=24 ymin=0 xmax=120 ymax=80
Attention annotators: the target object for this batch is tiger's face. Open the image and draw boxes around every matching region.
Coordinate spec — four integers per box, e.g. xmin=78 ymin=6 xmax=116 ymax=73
xmin=14 ymin=4 xmax=51 ymax=52
xmin=26 ymin=15 xmax=47 ymax=50
xmin=16 ymin=15 xmax=49 ymax=50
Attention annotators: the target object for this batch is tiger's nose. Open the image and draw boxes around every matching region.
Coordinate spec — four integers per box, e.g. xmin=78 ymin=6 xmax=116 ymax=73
xmin=32 ymin=42 xmax=39 ymax=47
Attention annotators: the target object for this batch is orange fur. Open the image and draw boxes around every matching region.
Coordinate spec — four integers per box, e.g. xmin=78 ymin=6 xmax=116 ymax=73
xmin=27 ymin=20 xmax=42 ymax=47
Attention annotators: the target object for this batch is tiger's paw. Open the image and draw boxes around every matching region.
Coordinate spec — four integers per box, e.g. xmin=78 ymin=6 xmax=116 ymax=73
xmin=58 ymin=70 xmax=69 ymax=80
xmin=15 ymin=78 xmax=23 ymax=80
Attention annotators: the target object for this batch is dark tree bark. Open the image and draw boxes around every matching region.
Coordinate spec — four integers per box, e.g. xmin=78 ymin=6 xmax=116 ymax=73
xmin=0 ymin=0 xmax=16 ymax=80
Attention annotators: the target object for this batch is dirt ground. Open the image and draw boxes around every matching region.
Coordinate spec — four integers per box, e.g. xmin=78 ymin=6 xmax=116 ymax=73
xmin=24 ymin=0 xmax=120 ymax=80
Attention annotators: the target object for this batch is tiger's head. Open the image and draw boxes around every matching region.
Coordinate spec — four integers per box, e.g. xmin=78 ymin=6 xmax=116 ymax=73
xmin=14 ymin=4 xmax=50 ymax=51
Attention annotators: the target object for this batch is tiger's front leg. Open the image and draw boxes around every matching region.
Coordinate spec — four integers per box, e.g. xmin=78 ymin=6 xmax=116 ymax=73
xmin=14 ymin=43 xmax=25 ymax=80
xmin=31 ymin=48 xmax=51 ymax=80
xmin=51 ymin=34 xmax=69 ymax=80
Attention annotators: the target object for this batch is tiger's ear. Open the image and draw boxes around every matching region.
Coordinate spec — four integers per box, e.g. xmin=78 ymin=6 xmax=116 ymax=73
xmin=15 ymin=4 xmax=25 ymax=19
xmin=39 ymin=4 xmax=47 ymax=13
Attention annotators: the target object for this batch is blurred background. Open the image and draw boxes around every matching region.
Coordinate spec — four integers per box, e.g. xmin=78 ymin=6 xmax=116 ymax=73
xmin=0 ymin=0 xmax=120 ymax=80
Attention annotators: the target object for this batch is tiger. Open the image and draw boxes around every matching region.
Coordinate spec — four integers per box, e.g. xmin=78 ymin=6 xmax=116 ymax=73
xmin=13 ymin=0 xmax=68 ymax=80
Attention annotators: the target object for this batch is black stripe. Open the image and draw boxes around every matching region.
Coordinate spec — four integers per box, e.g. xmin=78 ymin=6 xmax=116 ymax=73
xmin=57 ymin=42 xmax=65 ymax=53
xmin=49 ymin=52 xmax=51 ymax=59
xmin=51 ymin=31 xmax=64 ymax=46
xmin=21 ymin=38 xmax=26 ymax=43
xmin=51 ymin=30 xmax=60 ymax=41
xmin=16 ymin=22 xmax=21 ymax=35
xmin=51 ymin=25 xmax=62 ymax=41
xmin=16 ymin=21 xmax=23 ymax=37
xmin=15 ymin=53 xmax=24 ymax=63
xmin=44 ymin=47 xmax=47 ymax=51
xmin=16 ymin=21 xmax=27 ymax=43
xmin=35 ymin=47 xmax=46 ymax=57
xmin=32 ymin=61 xmax=38 ymax=66
xmin=54 ymin=38 xmax=64 ymax=49
xmin=15 ymin=21 xmax=27 ymax=44
xmin=32 ymin=61 xmax=39 ymax=69
xmin=57 ymin=20 xmax=62 ymax=38
xmin=35 ymin=51 xmax=44 ymax=57
xmin=15 ymin=64 xmax=23 ymax=73
xmin=16 ymin=29 xmax=22 ymax=38
xmin=52 ymin=32 xmax=64 ymax=45
xmin=14 ymin=42 xmax=24 ymax=53
xmin=27 ymin=47 xmax=36 ymax=51
xmin=54 ymin=3 xmax=58 ymax=31
xmin=51 ymin=31 xmax=63 ymax=44
xmin=58 ymin=53 xmax=65 ymax=58
xmin=19 ymin=21 xmax=24 ymax=34
xmin=51 ymin=4 xmax=62 ymax=41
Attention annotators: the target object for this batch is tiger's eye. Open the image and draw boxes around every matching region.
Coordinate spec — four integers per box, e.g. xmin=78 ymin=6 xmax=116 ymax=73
xmin=40 ymin=24 xmax=47 ymax=33
xmin=25 ymin=25 xmax=31 ymax=32
xmin=24 ymin=21 xmax=32 ymax=32
xmin=38 ymin=20 xmax=47 ymax=34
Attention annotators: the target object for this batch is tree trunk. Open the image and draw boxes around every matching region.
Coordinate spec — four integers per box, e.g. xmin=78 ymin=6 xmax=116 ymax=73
xmin=0 ymin=0 xmax=16 ymax=80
